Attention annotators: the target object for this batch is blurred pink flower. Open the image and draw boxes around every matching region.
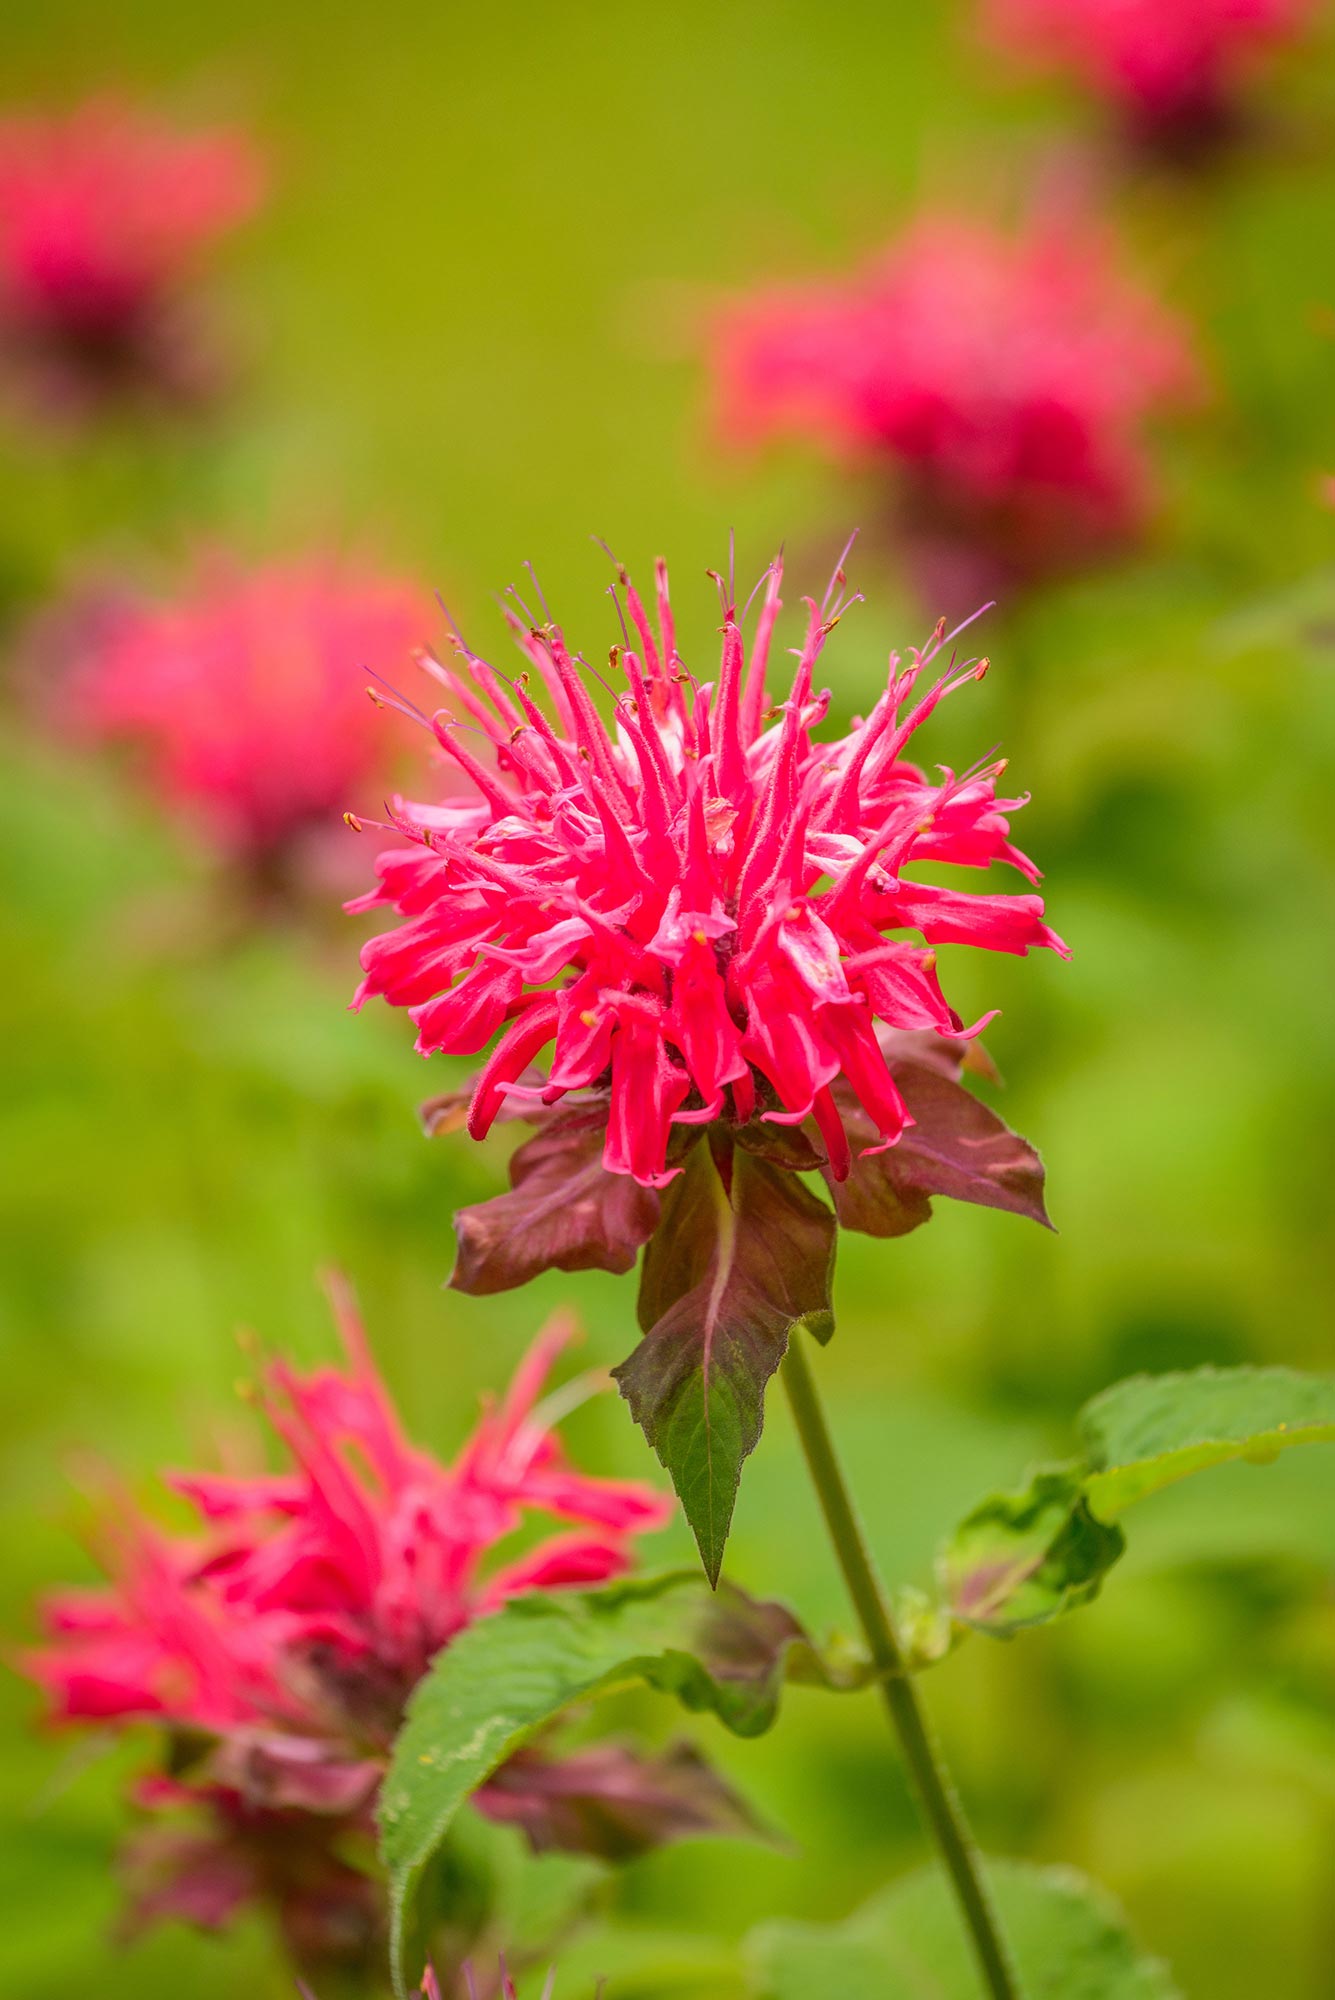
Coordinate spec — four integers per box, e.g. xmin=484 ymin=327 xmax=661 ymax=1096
xmin=978 ymin=0 xmax=1318 ymax=155
xmin=26 ymin=1285 xmax=668 ymax=1966
xmin=710 ymin=216 xmax=1199 ymax=593
xmin=61 ymin=553 xmax=425 ymax=888
xmin=30 ymin=1291 xmax=665 ymax=1740
xmin=0 ymin=97 xmax=262 ymax=414
xmin=349 ymin=551 xmax=1066 ymax=1191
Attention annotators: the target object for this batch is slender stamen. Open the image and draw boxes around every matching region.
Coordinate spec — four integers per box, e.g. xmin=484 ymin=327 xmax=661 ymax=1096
xmin=606 ymin=583 xmax=632 ymax=651
xmin=363 ymin=668 xmax=434 ymax=732
xmin=503 ymin=582 xmax=544 ymax=631
xmin=522 ymin=559 xmax=556 ymax=626
xmin=821 ymin=528 xmax=861 ymax=617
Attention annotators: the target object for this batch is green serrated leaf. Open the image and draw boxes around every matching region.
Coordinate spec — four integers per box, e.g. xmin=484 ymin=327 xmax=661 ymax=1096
xmin=379 ymin=1570 xmax=863 ymax=1994
xmin=748 ymin=1858 xmax=1179 ymax=2000
xmin=1080 ymin=1366 xmax=1335 ymax=1517
xmin=615 ymin=1143 xmax=836 ymax=1584
xmin=943 ymin=1367 xmax=1335 ymax=1636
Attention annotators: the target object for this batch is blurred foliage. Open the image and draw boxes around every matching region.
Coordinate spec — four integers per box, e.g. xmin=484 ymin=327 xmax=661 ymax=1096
xmin=942 ymin=1367 xmax=1335 ymax=1635
xmin=2 ymin=1 xmax=1334 ymax=1997
xmin=749 ymin=1859 xmax=1179 ymax=2000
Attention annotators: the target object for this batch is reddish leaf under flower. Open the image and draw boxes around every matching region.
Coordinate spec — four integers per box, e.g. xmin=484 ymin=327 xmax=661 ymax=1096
xmin=473 ymin=1739 xmax=768 ymax=1862
xmin=826 ymin=1047 xmax=1050 ymax=1237
xmin=450 ymin=1111 xmax=663 ymax=1295
xmin=615 ymin=1144 xmax=836 ymax=1584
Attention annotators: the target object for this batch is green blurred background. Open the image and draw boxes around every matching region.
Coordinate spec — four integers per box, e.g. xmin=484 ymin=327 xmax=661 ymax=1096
xmin=3 ymin=2 xmax=1335 ymax=1996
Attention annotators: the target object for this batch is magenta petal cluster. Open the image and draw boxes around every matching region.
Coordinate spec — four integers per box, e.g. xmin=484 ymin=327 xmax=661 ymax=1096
xmin=24 ymin=1287 xmax=670 ymax=1966
xmin=979 ymin=0 xmax=1317 ymax=142
xmin=350 ymin=553 xmax=1067 ymax=1189
xmin=710 ymin=218 xmax=1200 ymax=580
xmin=28 ymin=1292 xmax=667 ymax=1744
xmin=63 ymin=554 xmax=425 ymax=869
xmin=0 ymin=97 xmax=262 ymax=411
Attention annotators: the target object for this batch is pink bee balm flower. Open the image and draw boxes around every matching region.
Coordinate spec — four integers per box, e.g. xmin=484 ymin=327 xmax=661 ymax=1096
xmin=979 ymin=0 xmax=1319 ymax=156
xmin=350 ymin=548 xmax=1066 ymax=1195
xmin=710 ymin=217 xmax=1199 ymax=592
xmin=0 ymin=97 xmax=262 ymax=414
xmin=63 ymin=554 xmax=425 ymax=883
xmin=29 ymin=1293 xmax=666 ymax=1743
xmin=25 ymin=1285 xmax=669 ymax=1969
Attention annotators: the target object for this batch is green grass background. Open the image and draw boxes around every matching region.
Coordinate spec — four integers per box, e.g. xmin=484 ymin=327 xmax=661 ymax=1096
xmin=2 ymin=1 xmax=1335 ymax=1995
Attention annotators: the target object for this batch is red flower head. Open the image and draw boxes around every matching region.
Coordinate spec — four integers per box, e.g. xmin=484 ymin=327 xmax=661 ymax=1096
xmin=350 ymin=547 xmax=1067 ymax=1199
xmin=978 ymin=0 xmax=1319 ymax=156
xmin=62 ymin=553 xmax=425 ymax=887
xmin=30 ymin=1292 xmax=666 ymax=1740
xmin=25 ymin=1285 xmax=669 ymax=1967
xmin=710 ymin=216 xmax=1199 ymax=593
xmin=0 ymin=97 xmax=262 ymax=414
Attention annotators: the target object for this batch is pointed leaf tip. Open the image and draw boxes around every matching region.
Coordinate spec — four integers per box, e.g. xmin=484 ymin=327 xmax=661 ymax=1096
xmin=615 ymin=1144 xmax=836 ymax=1585
xmin=828 ymin=1056 xmax=1050 ymax=1240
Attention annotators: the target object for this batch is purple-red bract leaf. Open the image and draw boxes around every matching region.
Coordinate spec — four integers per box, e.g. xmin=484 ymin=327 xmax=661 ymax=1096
xmin=450 ymin=1113 xmax=662 ymax=1295
xmin=473 ymin=1739 xmax=769 ymax=1862
xmin=828 ymin=1058 xmax=1050 ymax=1238
xmin=614 ymin=1144 xmax=836 ymax=1586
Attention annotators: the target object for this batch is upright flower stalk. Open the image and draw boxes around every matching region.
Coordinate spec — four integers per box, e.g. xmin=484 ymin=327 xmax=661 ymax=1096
xmin=346 ymin=545 xmax=1064 ymax=1994
xmin=780 ymin=1336 xmax=1017 ymax=2000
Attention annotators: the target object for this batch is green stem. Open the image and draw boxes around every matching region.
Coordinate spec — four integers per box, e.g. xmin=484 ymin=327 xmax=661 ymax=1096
xmin=780 ymin=1335 xmax=1018 ymax=2000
